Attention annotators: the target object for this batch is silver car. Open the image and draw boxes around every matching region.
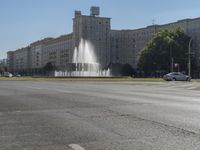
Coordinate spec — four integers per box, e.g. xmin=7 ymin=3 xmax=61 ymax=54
xmin=163 ymin=72 xmax=191 ymax=81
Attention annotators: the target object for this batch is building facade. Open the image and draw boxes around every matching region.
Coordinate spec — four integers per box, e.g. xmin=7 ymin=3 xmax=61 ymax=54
xmin=111 ymin=18 xmax=200 ymax=69
xmin=42 ymin=34 xmax=73 ymax=71
xmin=7 ymin=47 xmax=31 ymax=74
xmin=110 ymin=26 xmax=156 ymax=68
xmin=7 ymin=6 xmax=200 ymax=75
xmin=73 ymin=7 xmax=111 ymax=67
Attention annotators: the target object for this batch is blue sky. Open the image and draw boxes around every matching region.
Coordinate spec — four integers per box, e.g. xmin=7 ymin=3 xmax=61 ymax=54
xmin=0 ymin=0 xmax=200 ymax=59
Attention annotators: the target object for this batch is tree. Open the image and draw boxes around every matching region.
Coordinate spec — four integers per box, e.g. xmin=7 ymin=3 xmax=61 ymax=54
xmin=138 ymin=28 xmax=194 ymax=76
xmin=43 ymin=62 xmax=57 ymax=75
xmin=108 ymin=63 xmax=135 ymax=76
xmin=0 ymin=66 xmax=3 ymax=74
xmin=0 ymin=64 xmax=5 ymax=74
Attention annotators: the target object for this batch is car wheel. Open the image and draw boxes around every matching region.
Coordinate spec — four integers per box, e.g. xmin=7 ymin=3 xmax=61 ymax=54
xmin=172 ymin=78 xmax=176 ymax=81
xmin=186 ymin=78 xmax=191 ymax=82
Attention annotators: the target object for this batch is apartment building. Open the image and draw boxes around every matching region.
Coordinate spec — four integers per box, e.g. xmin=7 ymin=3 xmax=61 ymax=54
xmin=42 ymin=34 xmax=73 ymax=70
xmin=7 ymin=6 xmax=200 ymax=75
xmin=73 ymin=7 xmax=111 ymax=67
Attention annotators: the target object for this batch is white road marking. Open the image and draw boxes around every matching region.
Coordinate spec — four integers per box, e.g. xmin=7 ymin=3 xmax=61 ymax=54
xmin=179 ymin=84 xmax=193 ymax=87
xmin=166 ymin=85 xmax=179 ymax=89
xmin=69 ymin=144 xmax=85 ymax=150
xmin=165 ymin=83 xmax=197 ymax=90
xmin=187 ymin=87 xmax=196 ymax=90
xmin=15 ymin=110 xmax=22 ymax=113
xmin=28 ymin=86 xmax=44 ymax=90
xmin=28 ymin=86 xmax=73 ymax=93
xmin=56 ymin=89 xmax=73 ymax=93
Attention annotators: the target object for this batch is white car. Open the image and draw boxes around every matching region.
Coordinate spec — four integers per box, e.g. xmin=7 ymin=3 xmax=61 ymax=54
xmin=163 ymin=72 xmax=191 ymax=81
xmin=4 ymin=72 xmax=13 ymax=77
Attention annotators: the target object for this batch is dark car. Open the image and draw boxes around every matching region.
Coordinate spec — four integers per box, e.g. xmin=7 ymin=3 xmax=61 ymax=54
xmin=163 ymin=72 xmax=191 ymax=81
xmin=15 ymin=74 xmax=21 ymax=77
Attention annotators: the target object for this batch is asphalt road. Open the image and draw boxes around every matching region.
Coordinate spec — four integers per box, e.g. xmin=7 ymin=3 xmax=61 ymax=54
xmin=0 ymin=80 xmax=200 ymax=150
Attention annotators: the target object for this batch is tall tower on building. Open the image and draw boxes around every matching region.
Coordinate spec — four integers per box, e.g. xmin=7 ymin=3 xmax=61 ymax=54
xmin=90 ymin=6 xmax=100 ymax=16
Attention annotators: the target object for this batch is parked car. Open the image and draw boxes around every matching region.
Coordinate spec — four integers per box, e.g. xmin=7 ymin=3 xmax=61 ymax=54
xmin=163 ymin=72 xmax=191 ymax=81
xmin=14 ymin=74 xmax=21 ymax=77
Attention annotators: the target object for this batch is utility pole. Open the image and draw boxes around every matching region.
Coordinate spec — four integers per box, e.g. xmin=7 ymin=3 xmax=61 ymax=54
xmin=171 ymin=58 xmax=174 ymax=72
xmin=170 ymin=42 xmax=174 ymax=72
xmin=188 ymin=38 xmax=193 ymax=77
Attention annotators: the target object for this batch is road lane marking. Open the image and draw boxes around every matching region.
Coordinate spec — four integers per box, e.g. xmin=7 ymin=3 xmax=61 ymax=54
xmin=187 ymin=87 xmax=196 ymax=90
xmin=28 ymin=86 xmax=73 ymax=93
xmin=28 ymin=86 xmax=44 ymax=90
xmin=177 ymin=84 xmax=193 ymax=88
xmin=165 ymin=83 xmax=196 ymax=89
xmin=56 ymin=89 xmax=73 ymax=93
xmin=69 ymin=144 xmax=85 ymax=150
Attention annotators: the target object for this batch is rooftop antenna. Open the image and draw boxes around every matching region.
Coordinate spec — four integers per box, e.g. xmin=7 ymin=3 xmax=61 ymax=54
xmin=152 ymin=19 xmax=156 ymax=25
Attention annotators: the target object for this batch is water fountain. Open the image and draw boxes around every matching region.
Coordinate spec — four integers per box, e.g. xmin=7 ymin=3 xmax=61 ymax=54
xmin=72 ymin=38 xmax=110 ymax=77
xmin=54 ymin=38 xmax=110 ymax=77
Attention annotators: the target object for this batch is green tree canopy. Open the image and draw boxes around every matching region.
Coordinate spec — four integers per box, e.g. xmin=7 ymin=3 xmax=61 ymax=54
xmin=138 ymin=28 xmax=193 ymax=75
xmin=0 ymin=64 xmax=6 ymax=74
xmin=43 ymin=62 xmax=57 ymax=72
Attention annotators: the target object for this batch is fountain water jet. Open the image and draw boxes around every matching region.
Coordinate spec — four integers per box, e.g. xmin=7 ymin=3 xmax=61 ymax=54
xmin=72 ymin=38 xmax=110 ymax=77
xmin=54 ymin=38 xmax=111 ymax=77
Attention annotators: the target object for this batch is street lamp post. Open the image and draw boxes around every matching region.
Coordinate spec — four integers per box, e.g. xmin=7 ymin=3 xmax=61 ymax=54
xmin=188 ymin=38 xmax=193 ymax=77
xmin=170 ymin=40 xmax=174 ymax=72
xmin=171 ymin=57 xmax=174 ymax=72
xmin=170 ymin=42 xmax=172 ymax=72
xmin=169 ymin=37 xmax=176 ymax=72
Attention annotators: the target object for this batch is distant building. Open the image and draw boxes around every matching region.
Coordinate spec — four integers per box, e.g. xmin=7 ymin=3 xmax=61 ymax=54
xmin=7 ymin=6 xmax=200 ymax=75
xmin=7 ymin=47 xmax=31 ymax=74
